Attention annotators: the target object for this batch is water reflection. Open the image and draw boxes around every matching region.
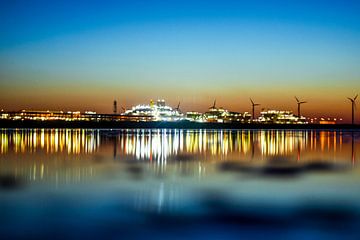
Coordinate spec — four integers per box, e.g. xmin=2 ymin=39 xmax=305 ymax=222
xmin=1 ymin=129 xmax=360 ymax=239
xmin=118 ymin=130 xmax=342 ymax=162
xmin=0 ymin=129 xmax=359 ymax=160
xmin=352 ymin=132 xmax=356 ymax=165
xmin=1 ymin=129 xmax=357 ymax=159
xmin=0 ymin=129 xmax=99 ymax=154
xmin=0 ymin=129 xmax=359 ymax=185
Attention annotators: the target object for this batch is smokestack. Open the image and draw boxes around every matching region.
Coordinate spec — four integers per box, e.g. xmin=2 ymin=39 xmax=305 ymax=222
xmin=113 ymin=100 xmax=117 ymax=114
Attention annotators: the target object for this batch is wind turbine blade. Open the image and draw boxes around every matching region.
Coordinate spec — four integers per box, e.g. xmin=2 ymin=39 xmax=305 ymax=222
xmin=250 ymin=98 xmax=254 ymax=105
xmin=295 ymin=96 xmax=299 ymax=103
xmin=210 ymin=99 xmax=216 ymax=109
xmin=354 ymin=94 xmax=358 ymax=100
xmin=347 ymin=97 xmax=353 ymax=102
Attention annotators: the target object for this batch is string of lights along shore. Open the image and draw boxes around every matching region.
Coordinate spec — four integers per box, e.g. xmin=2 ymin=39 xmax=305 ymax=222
xmin=1 ymin=95 xmax=359 ymax=124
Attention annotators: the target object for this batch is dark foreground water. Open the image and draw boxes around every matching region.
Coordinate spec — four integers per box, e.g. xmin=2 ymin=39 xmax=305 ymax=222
xmin=0 ymin=129 xmax=360 ymax=240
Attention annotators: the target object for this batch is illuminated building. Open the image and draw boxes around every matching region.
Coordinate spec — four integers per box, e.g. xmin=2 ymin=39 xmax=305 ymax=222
xmin=185 ymin=112 xmax=204 ymax=122
xmin=123 ymin=99 xmax=184 ymax=121
xmin=204 ymin=105 xmax=251 ymax=123
xmin=1 ymin=110 xmax=105 ymax=121
xmin=1 ymin=109 xmax=9 ymax=119
xmin=204 ymin=105 xmax=228 ymax=122
xmin=225 ymin=111 xmax=252 ymax=123
xmin=258 ymin=110 xmax=308 ymax=124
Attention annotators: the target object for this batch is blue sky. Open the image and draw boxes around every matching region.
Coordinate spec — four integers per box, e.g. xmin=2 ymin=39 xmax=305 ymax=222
xmin=1 ymin=0 xmax=360 ymax=119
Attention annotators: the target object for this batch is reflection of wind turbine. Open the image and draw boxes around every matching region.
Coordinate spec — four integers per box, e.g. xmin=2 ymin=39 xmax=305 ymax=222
xmin=297 ymin=140 xmax=301 ymax=162
xmin=113 ymin=136 xmax=117 ymax=159
xmin=250 ymin=98 xmax=260 ymax=120
xmin=209 ymin=99 xmax=216 ymax=109
xmin=295 ymin=96 xmax=307 ymax=117
xmin=351 ymin=132 xmax=355 ymax=166
xmin=347 ymin=94 xmax=358 ymax=125
xmin=251 ymin=131 xmax=255 ymax=159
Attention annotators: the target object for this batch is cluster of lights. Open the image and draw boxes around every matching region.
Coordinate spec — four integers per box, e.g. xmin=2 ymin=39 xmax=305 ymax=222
xmin=1 ymin=110 xmax=101 ymax=121
xmin=258 ymin=110 xmax=308 ymax=124
xmin=0 ymin=99 xmax=345 ymax=124
xmin=307 ymin=117 xmax=342 ymax=124
xmin=123 ymin=99 xmax=183 ymax=121
xmin=0 ymin=129 xmax=347 ymax=184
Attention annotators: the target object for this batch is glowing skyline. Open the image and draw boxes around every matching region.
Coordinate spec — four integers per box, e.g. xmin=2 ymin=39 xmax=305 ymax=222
xmin=1 ymin=0 xmax=360 ymax=122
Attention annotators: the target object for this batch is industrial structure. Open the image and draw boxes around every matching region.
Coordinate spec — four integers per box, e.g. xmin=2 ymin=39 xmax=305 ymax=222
xmin=203 ymin=100 xmax=251 ymax=123
xmin=258 ymin=110 xmax=308 ymax=124
xmin=1 ymin=95 xmax=356 ymax=124
xmin=122 ymin=99 xmax=183 ymax=121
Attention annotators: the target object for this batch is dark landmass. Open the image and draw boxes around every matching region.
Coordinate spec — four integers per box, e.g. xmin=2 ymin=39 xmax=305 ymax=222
xmin=1 ymin=119 xmax=360 ymax=130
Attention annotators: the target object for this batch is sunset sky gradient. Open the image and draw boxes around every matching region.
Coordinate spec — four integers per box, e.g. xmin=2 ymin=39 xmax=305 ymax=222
xmin=1 ymin=0 xmax=360 ymax=121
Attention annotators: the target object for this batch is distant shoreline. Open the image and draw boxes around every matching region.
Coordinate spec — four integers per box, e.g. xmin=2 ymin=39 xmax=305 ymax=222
xmin=1 ymin=120 xmax=360 ymax=130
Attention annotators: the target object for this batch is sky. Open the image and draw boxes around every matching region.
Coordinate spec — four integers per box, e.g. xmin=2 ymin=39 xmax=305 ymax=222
xmin=0 ymin=0 xmax=360 ymax=121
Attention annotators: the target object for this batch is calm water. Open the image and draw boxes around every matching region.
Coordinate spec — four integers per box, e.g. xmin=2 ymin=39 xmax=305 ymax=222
xmin=1 ymin=129 xmax=360 ymax=239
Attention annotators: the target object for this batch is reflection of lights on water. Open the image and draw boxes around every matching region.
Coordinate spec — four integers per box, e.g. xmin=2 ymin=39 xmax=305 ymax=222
xmin=0 ymin=129 xmax=355 ymax=186
xmin=258 ymin=131 xmax=309 ymax=156
xmin=0 ymin=129 xmax=100 ymax=184
xmin=133 ymin=182 xmax=185 ymax=214
xmin=118 ymin=129 xmax=348 ymax=161
xmin=0 ymin=132 xmax=8 ymax=154
xmin=0 ymin=129 xmax=99 ymax=154
xmin=7 ymin=161 xmax=95 ymax=183
xmin=0 ymin=130 xmax=349 ymax=160
xmin=122 ymin=130 xmax=239 ymax=161
xmin=158 ymin=182 xmax=164 ymax=213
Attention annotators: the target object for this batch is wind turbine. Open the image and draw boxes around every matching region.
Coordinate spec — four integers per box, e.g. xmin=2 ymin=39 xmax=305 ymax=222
xmin=250 ymin=98 xmax=260 ymax=120
xmin=174 ymin=102 xmax=181 ymax=113
xmin=295 ymin=96 xmax=307 ymax=118
xmin=121 ymin=106 xmax=127 ymax=113
xmin=347 ymin=94 xmax=358 ymax=125
xmin=209 ymin=99 xmax=216 ymax=109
